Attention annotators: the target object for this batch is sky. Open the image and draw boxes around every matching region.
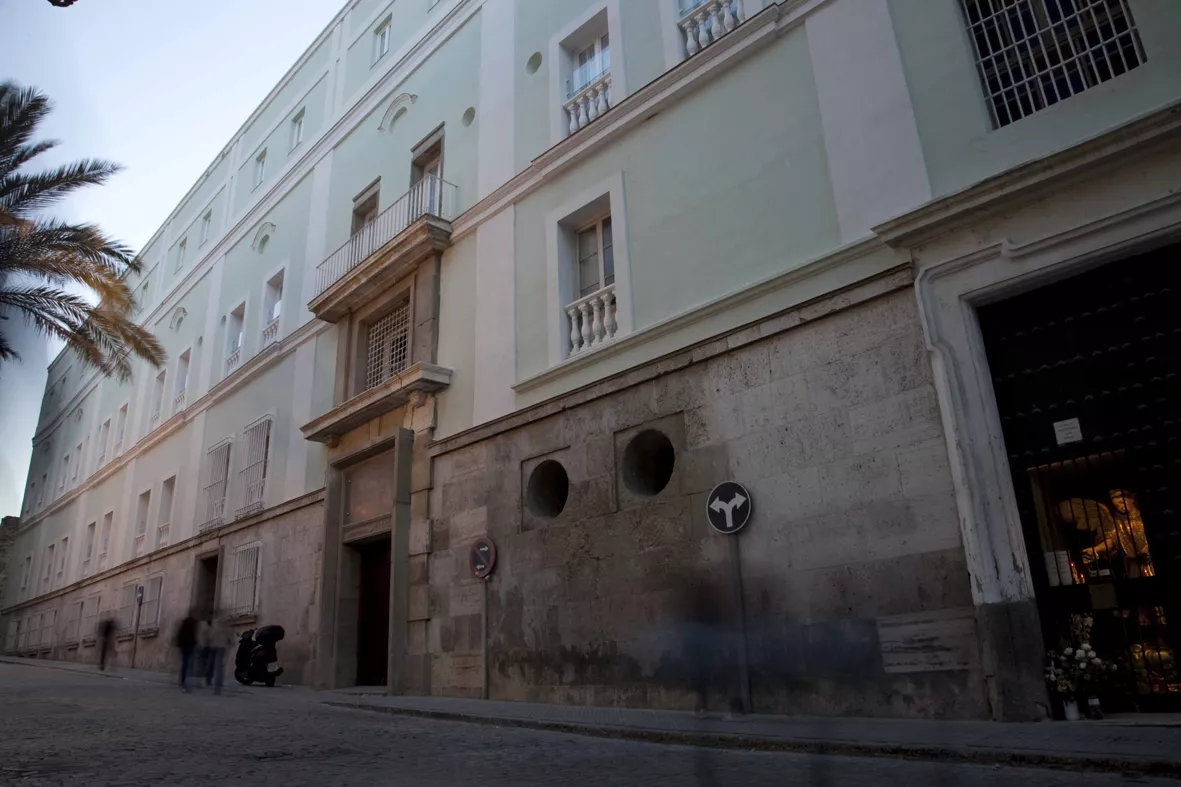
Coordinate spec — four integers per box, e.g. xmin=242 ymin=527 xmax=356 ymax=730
xmin=0 ymin=0 xmax=346 ymax=519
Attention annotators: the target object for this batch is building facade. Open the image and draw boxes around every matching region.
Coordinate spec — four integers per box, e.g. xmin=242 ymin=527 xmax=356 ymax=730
xmin=4 ymin=0 xmax=1180 ymax=719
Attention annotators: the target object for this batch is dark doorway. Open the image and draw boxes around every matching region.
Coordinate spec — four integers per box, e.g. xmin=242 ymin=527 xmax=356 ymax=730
xmin=355 ymin=537 xmax=391 ymax=687
xmin=979 ymin=242 xmax=1181 ymax=712
xmin=194 ymin=554 xmax=219 ymax=617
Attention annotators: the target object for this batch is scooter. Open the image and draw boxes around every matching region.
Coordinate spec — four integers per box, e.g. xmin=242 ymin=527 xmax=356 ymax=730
xmin=233 ymin=624 xmax=285 ymax=687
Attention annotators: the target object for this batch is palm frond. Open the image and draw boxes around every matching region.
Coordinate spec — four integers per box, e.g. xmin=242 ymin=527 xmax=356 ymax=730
xmin=0 ymin=158 xmax=123 ymax=217
xmin=0 ymin=83 xmax=52 ymax=168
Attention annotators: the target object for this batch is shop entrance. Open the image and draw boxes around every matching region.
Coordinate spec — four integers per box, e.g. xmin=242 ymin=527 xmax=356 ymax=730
xmin=354 ymin=536 xmax=391 ymax=687
xmin=979 ymin=242 xmax=1181 ymax=712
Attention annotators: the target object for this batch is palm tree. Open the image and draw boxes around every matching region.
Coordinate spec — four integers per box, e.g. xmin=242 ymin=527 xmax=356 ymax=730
xmin=0 ymin=81 xmax=164 ymax=381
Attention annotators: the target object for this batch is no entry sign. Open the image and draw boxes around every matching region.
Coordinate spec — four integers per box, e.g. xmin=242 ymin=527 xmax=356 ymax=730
xmin=469 ymin=537 xmax=497 ymax=579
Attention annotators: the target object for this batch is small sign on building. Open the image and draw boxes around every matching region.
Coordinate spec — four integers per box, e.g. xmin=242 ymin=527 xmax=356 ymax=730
xmin=705 ymin=481 xmax=752 ymax=534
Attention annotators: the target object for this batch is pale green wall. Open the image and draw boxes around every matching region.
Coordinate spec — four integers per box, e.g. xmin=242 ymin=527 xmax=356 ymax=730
xmin=174 ymin=155 xmax=231 ymax=243
xmin=241 ymin=38 xmax=332 ymax=157
xmin=889 ymin=0 xmax=1181 ymax=197
xmin=513 ymin=29 xmax=840 ymax=379
xmin=434 ymin=233 xmax=477 ymax=438
xmin=218 ymin=175 xmax=313 ymax=367
xmin=326 ymin=15 xmax=481 ymax=257
xmin=344 ymin=0 xmax=433 ymax=101
xmin=513 ymin=0 xmax=669 ymax=172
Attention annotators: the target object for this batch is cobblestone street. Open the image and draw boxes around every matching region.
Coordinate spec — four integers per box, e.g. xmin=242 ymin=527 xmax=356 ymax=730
xmin=0 ymin=663 xmax=1172 ymax=786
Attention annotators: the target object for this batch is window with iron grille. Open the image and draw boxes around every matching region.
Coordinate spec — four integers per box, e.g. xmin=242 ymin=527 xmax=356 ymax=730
xmin=363 ymin=301 xmax=411 ymax=391
xmin=22 ymin=614 xmax=36 ymax=651
xmin=81 ymin=595 xmax=100 ymax=641
xmin=64 ymin=600 xmax=82 ymax=643
xmin=117 ymin=583 xmax=137 ymax=633
xmin=236 ymin=417 xmax=272 ymax=518
xmin=959 ymin=0 xmax=1145 ymax=128
xmin=226 ymin=544 xmax=261 ymax=618
xmin=39 ymin=608 xmax=55 ymax=648
xmin=199 ymin=441 xmax=233 ymax=529
xmin=4 ymin=619 xmax=14 ymax=653
xmin=141 ymin=575 xmax=163 ymax=629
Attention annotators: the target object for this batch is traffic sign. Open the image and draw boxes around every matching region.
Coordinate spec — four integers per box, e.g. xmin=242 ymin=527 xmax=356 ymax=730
xmin=706 ymin=481 xmax=752 ymax=534
xmin=135 ymin=585 xmax=144 ymax=606
xmin=469 ymin=537 xmax=497 ymax=579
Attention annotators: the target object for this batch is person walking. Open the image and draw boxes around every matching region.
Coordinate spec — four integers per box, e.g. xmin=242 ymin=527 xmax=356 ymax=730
xmin=196 ymin=615 xmax=212 ymax=687
xmin=174 ymin=608 xmax=199 ymax=692
xmin=97 ymin=617 xmax=116 ymax=671
xmin=207 ymin=614 xmax=232 ymax=695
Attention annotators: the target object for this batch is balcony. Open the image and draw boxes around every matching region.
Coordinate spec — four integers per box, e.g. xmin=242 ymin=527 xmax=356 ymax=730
xmin=302 ymin=361 xmax=452 ymax=444
xmin=261 ymin=317 xmax=279 ymax=344
xmin=224 ymin=346 xmax=242 ymax=377
xmin=157 ymin=522 xmax=170 ymax=549
xmin=678 ymin=0 xmax=746 ymax=57
xmin=566 ymin=283 xmax=619 ymax=357
xmin=149 ymin=410 xmax=161 ymax=431
xmin=565 ymin=58 xmax=612 ymax=136
xmin=173 ymin=389 xmax=186 ymax=413
xmin=310 ymin=175 xmax=457 ymax=323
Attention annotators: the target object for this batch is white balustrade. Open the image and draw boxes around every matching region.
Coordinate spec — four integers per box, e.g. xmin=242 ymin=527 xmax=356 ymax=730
xmin=565 ymin=71 xmax=612 ymax=136
xmin=157 ymin=522 xmax=170 ymax=549
xmin=224 ymin=347 xmax=241 ymax=376
xmin=173 ymin=389 xmax=186 ymax=413
xmin=149 ymin=410 xmax=160 ymax=431
xmin=678 ymin=0 xmax=744 ymax=57
xmin=565 ymin=284 xmax=619 ymax=357
xmin=133 ymin=533 xmax=145 ymax=557
xmin=261 ymin=317 xmax=279 ymax=345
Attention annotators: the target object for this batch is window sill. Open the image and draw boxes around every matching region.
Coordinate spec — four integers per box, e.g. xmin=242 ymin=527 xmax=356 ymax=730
xmin=81 ymin=637 xmax=96 ymax=648
xmin=228 ymin=612 xmax=258 ymax=626
xmin=115 ymin=632 xmax=135 ymax=643
xmin=138 ymin=627 xmax=159 ymax=639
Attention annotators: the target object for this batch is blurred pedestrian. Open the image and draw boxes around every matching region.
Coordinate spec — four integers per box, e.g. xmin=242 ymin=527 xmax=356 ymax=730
xmin=207 ymin=614 xmax=232 ymax=694
xmin=174 ymin=608 xmax=199 ymax=692
xmin=196 ymin=615 xmax=212 ymax=687
xmin=97 ymin=617 xmax=116 ymax=671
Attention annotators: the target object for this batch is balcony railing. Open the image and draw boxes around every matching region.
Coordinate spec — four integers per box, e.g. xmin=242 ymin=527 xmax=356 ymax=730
xmin=315 ymin=174 xmax=458 ymax=296
xmin=566 ymin=283 xmax=618 ymax=357
xmin=224 ymin=346 xmax=241 ymax=377
xmin=261 ymin=317 xmax=279 ymax=345
xmin=157 ymin=522 xmax=170 ymax=549
xmin=678 ymin=0 xmax=745 ymax=57
xmin=565 ymin=62 xmax=612 ymax=136
xmin=149 ymin=410 xmax=160 ymax=431
xmin=173 ymin=389 xmax=186 ymax=413
xmin=133 ymin=532 xmax=145 ymax=557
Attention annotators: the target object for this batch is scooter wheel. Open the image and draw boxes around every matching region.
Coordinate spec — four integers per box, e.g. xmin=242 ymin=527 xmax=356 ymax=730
xmin=264 ymin=676 xmax=276 ymax=687
xmin=234 ymin=670 xmax=251 ymax=685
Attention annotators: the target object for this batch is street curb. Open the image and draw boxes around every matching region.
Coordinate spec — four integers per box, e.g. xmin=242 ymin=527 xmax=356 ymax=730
xmin=0 ymin=657 xmax=126 ymax=680
xmin=323 ymin=700 xmax=1181 ymax=778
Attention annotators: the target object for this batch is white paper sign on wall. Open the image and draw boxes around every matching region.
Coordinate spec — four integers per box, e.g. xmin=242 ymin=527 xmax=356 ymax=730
xmin=1053 ymin=418 xmax=1083 ymax=446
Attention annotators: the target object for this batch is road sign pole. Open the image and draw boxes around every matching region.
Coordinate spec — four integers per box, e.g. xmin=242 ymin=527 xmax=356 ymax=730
xmin=729 ymin=536 xmax=751 ymax=715
xmin=481 ymin=577 xmax=489 ymax=700
xmin=130 ymin=584 xmax=144 ymax=670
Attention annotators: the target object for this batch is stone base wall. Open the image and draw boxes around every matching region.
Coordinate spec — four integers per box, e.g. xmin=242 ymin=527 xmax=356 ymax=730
xmin=428 ymin=277 xmax=989 ymax=718
xmin=2 ymin=495 xmax=324 ymax=686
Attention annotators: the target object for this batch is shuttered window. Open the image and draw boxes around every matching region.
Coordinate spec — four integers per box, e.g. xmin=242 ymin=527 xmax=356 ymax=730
xmin=64 ymin=600 xmax=82 ymax=643
xmin=40 ymin=609 xmax=56 ymax=648
xmin=142 ymin=575 xmax=163 ymax=629
xmin=81 ymin=595 xmax=100 ymax=641
xmin=117 ymin=583 xmax=136 ymax=633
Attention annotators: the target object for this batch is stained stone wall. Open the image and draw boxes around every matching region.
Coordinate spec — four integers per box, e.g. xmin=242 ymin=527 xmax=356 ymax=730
xmin=428 ymin=275 xmax=988 ymax=718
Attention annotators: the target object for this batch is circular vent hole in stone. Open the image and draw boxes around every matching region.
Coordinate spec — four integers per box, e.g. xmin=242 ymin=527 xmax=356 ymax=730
xmin=462 ymin=107 xmax=476 ymax=127
xmin=622 ymin=429 xmax=676 ymax=497
xmin=527 ymin=459 xmax=569 ymax=518
xmin=526 ymin=51 xmax=543 ymax=74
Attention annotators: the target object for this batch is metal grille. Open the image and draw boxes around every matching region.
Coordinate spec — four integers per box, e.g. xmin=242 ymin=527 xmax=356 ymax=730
xmin=199 ymin=442 xmax=232 ymax=530
xmin=117 ymin=584 xmax=136 ymax=633
xmin=81 ymin=596 xmax=100 ymax=640
xmin=236 ymin=417 xmax=272 ymax=518
xmin=364 ymin=302 xmax=411 ymax=391
xmin=64 ymin=601 xmax=81 ymax=643
xmin=959 ymin=0 xmax=1145 ymax=128
xmin=227 ymin=545 xmax=260 ymax=618
xmin=141 ymin=575 xmax=162 ymax=629
xmin=40 ymin=609 xmax=55 ymax=648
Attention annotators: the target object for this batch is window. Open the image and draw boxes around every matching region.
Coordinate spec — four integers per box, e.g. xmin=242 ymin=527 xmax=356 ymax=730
xmin=38 ymin=473 xmax=47 ymax=507
xmin=237 ymin=417 xmax=272 ymax=517
xmin=363 ymin=302 xmax=411 ymax=391
xmin=81 ymin=595 xmax=100 ymax=641
xmin=117 ymin=582 xmax=136 ymax=633
xmin=57 ymin=537 xmax=68 ymax=580
xmin=374 ymin=18 xmax=391 ymax=62
xmin=20 ymin=555 xmax=31 ymax=590
xmin=200 ymin=210 xmax=212 ymax=245
xmin=43 ymin=544 xmax=54 ymax=583
xmin=25 ymin=482 xmax=34 ymax=514
xmin=175 ymin=349 xmax=191 ymax=412
xmin=98 ymin=419 xmax=111 ymax=467
xmin=290 ymin=109 xmax=305 ymax=151
xmin=176 ymin=238 xmax=187 ymax=272
xmin=157 ymin=476 xmax=176 ymax=548
xmin=262 ymin=271 xmax=284 ymax=344
xmin=959 ymin=0 xmax=1145 ymax=129
xmin=59 ymin=454 xmax=69 ymax=491
xmin=134 ymin=489 xmax=151 ymax=557
xmin=83 ymin=521 xmax=96 ymax=576
xmin=199 ymin=441 xmax=233 ymax=530
xmin=150 ymin=368 xmax=166 ymax=427
xmin=39 ymin=608 xmax=55 ymax=649
xmin=571 ymin=33 xmax=610 ymax=97
xmin=98 ymin=511 xmax=112 ymax=571
xmin=115 ymin=404 xmax=128 ymax=453
xmin=225 ymin=304 xmax=245 ymax=375
xmin=72 ymin=442 xmax=82 ymax=486
xmin=227 ymin=544 xmax=261 ymax=618
xmin=64 ymin=600 xmax=82 ymax=643
xmin=351 ymin=181 xmax=380 ymax=235
xmin=254 ymin=150 xmax=267 ymax=188
xmin=576 ymin=216 xmax=614 ymax=298
xmin=141 ymin=574 xmax=163 ymax=629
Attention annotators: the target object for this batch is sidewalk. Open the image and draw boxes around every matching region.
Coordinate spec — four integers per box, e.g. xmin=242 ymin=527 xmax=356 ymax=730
xmin=324 ymin=693 xmax=1181 ymax=776
xmin=0 ymin=654 xmax=261 ymax=695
